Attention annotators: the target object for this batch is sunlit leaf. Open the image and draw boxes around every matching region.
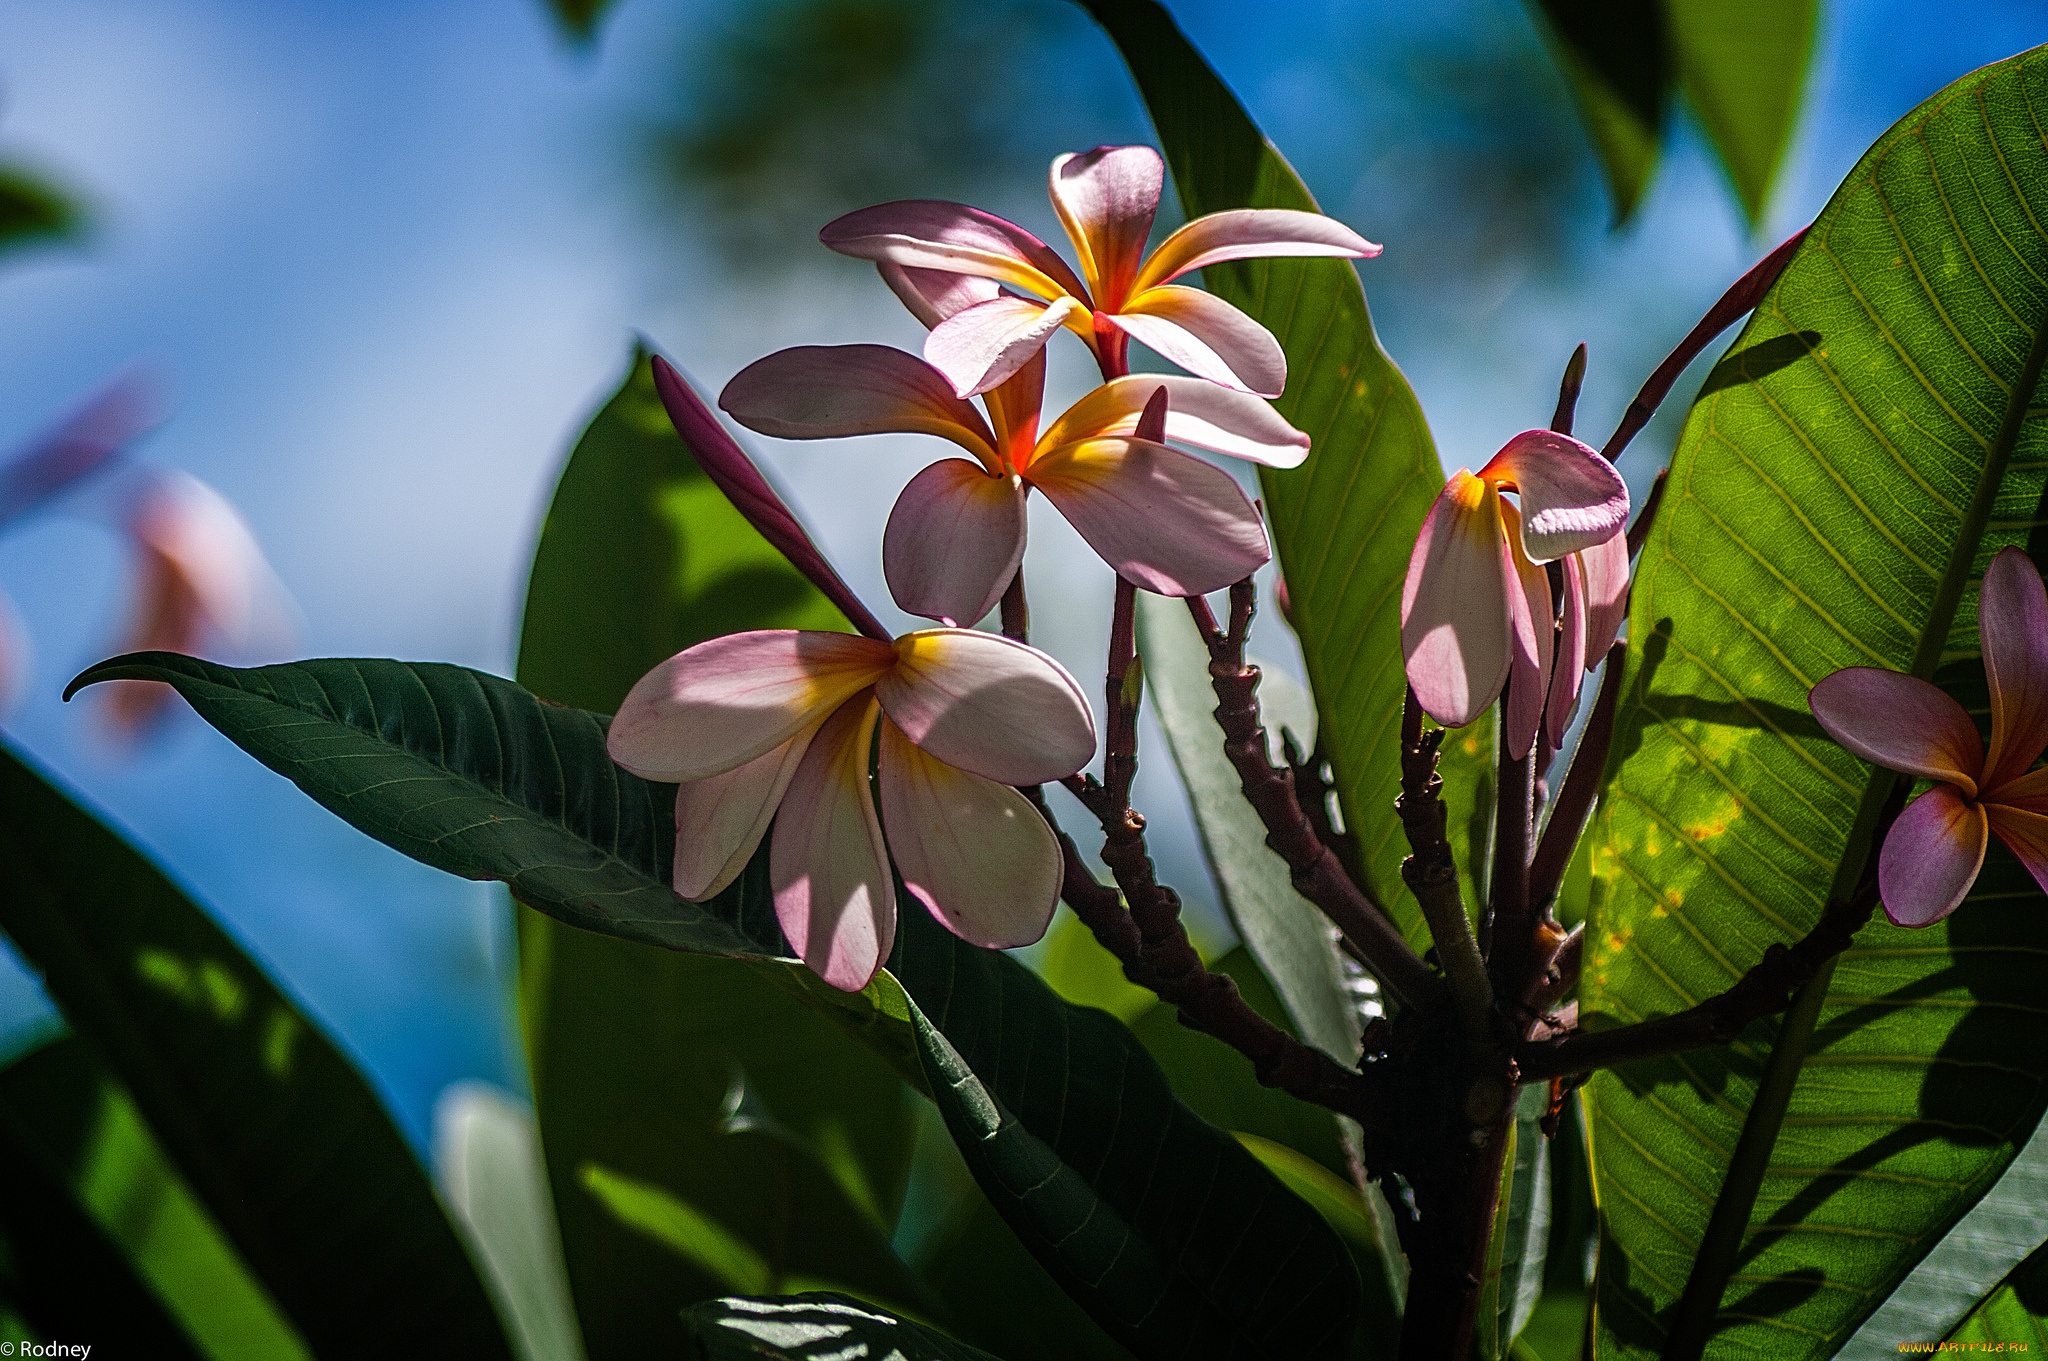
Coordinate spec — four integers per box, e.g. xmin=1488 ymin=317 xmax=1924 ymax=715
xmin=1943 ymin=1241 xmax=2048 ymax=1348
xmin=683 ymin=1291 xmax=1003 ymax=1360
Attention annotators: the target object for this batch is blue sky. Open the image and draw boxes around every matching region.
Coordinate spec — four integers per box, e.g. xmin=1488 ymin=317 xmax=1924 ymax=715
xmin=0 ymin=0 xmax=2036 ymax=1148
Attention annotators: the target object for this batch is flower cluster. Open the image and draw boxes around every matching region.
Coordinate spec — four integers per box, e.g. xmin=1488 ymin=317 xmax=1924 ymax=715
xmin=615 ymin=145 xmax=1377 ymax=989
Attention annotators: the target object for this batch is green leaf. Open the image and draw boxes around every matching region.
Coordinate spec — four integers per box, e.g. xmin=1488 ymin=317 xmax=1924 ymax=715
xmin=513 ymin=346 xmax=920 ymax=1360
xmin=0 ymin=165 xmax=81 ymax=256
xmin=0 ymin=1035 xmax=311 ymax=1359
xmin=540 ymin=0 xmax=614 ymax=43
xmin=1524 ymin=0 xmax=1668 ymax=223
xmin=1078 ymin=0 xmax=1456 ymax=960
xmin=1668 ymin=0 xmax=1819 ymax=225
xmin=0 ymin=743 xmax=512 ymax=1359
xmin=1477 ymin=1084 xmax=1553 ymax=1361
xmin=0 ymin=1041 xmax=206 ymax=1357
xmin=1581 ymin=46 xmax=2048 ymax=1359
xmin=1836 ymin=1111 xmax=2048 ymax=1357
xmin=1944 ymin=1240 xmax=2048 ymax=1347
xmin=1132 ymin=592 xmax=1356 ymax=1059
xmin=682 ymin=1292 xmax=1003 ymax=1360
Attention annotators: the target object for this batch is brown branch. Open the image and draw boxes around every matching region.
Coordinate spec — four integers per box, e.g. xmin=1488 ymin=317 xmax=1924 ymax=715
xmin=1527 ymin=640 xmax=1627 ymax=906
xmin=1626 ymin=467 xmax=1669 ymax=560
xmin=1184 ymin=583 xmax=1446 ymax=1014
xmin=1484 ymin=692 xmax=1536 ymax=999
xmin=1552 ymin=342 xmax=1588 ymax=437
xmin=1394 ymin=690 xmax=1492 ymax=1045
xmin=1283 ymin=729 xmax=1364 ymax=887
xmin=999 ymin=564 xmax=1029 ymax=642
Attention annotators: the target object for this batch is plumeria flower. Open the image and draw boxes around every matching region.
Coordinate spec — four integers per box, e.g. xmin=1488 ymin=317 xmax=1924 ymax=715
xmin=609 ymin=626 xmax=1096 ymax=992
xmin=638 ymin=353 xmax=1100 ymax=992
xmin=721 ymin=343 xmax=1298 ymax=624
xmin=820 ymin=145 xmax=1379 ymax=398
xmin=1400 ymin=430 xmax=1630 ymax=760
xmin=1809 ymin=547 xmax=2048 ymax=926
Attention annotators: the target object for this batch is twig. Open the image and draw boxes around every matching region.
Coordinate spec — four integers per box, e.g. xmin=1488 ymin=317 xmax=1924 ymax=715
xmin=1184 ymin=584 xmax=1446 ymax=1014
xmin=1395 ymin=690 xmax=1492 ymax=1046
xmin=1626 ymin=468 xmax=1669 ymax=559
xmin=999 ymin=564 xmax=1029 ymax=642
xmin=1484 ymin=687 xmax=1536 ymax=1000
xmin=1527 ymin=640 xmax=1627 ymax=906
xmin=1552 ymin=342 xmax=1587 ymax=436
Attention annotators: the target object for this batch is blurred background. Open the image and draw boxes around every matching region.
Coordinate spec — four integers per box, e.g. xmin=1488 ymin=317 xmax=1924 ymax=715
xmin=0 ymin=0 xmax=2036 ymax=1154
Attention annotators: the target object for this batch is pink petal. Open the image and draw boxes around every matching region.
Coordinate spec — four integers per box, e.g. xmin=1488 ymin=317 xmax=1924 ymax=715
xmin=877 ymin=718 xmax=1062 ymax=948
xmin=1879 ymin=784 xmax=1989 ymax=927
xmin=1808 ymin=667 xmax=1984 ymax=793
xmin=819 ymin=200 xmax=1089 ymax=304
xmin=771 ymin=698 xmax=895 ymax=991
xmin=0 ymin=370 xmax=161 ymax=529
xmin=1026 ymin=436 xmax=1271 ymax=597
xmin=1979 ymin=547 xmax=2048 ymax=791
xmin=877 ymin=263 xmax=1001 ymax=328
xmin=882 ymin=459 xmax=1027 ymax=627
xmin=1133 ymin=208 xmax=1381 ymax=293
xmin=1047 ymin=146 xmax=1163 ymax=311
xmin=924 ymin=295 xmax=1087 ymax=399
xmin=1401 ymin=472 xmax=1513 ymax=730
xmin=1543 ymin=550 xmax=1589 ymax=753
xmin=719 ymin=345 xmax=999 ymax=471
xmin=980 ymin=347 xmax=1046 ymax=467
xmin=1108 ymin=286 xmax=1286 ymax=397
xmin=874 ymin=628 xmax=1096 ymax=785
xmin=608 ymin=630 xmax=894 ymax=783
xmin=1479 ymin=430 xmax=1630 ymax=562
xmin=1039 ymin=374 xmax=1310 ymax=470
xmin=1986 ymin=786 xmax=2048 ymax=901
xmin=671 ymin=731 xmax=816 ymax=900
xmin=1577 ymin=532 xmax=1631 ymax=665
xmin=1500 ymin=498 xmax=1554 ymax=762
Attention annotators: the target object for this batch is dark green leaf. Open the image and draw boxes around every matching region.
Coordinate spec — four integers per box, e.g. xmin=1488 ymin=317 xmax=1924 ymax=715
xmin=1944 ymin=1240 xmax=2048 ymax=1348
xmin=541 ymin=0 xmax=614 ymax=43
xmin=515 ymin=345 xmax=920 ymax=1359
xmin=1525 ymin=0 xmax=1667 ymax=222
xmin=0 ymin=744 xmax=511 ymax=1359
xmin=0 ymin=166 xmax=81 ymax=256
xmin=1477 ymin=1084 xmax=1552 ymax=1360
xmin=1669 ymin=0 xmax=1818 ymax=224
xmin=1078 ymin=0 xmax=1462 ymax=969
xmin=1582 ymin=46 xmax=2048 ymax=1359
xmin=0 ymin=1041 xmax=205 ymax=1357
xmin=683 ymin=1291 xmax=1002 ymax=1360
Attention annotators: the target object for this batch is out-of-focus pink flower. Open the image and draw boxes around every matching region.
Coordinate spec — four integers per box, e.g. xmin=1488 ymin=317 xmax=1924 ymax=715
xmin=1400 ymin=430 xmax=1629 ymax=760
xmin=609 ymin=625 xmax=1096 ymax=991
xmin=722 ymin=344 xmax=1296 ymax=623
xmin=1809 ymin=547 xmax=2048 ymax=927
xmin=821 ymin=145 xmax=1379 ymax=397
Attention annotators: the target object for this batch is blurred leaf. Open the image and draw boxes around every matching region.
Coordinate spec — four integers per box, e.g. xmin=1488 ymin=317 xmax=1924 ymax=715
xmin=0 ymin=1040 xmax=205 ymax=1357
xmin=0 ymin=743 xmax=511 ymax=1359
xmin=1582 ymin=48 xmax=2048 ymax=1359
xmin=1944 ymin=1240 xmax=2048 ymax=1347
xmin=1133 ymin=592 xmax=1357 ymax=1061
xmin=542 ymin=0 xmax=614 ymax=43
xmin=1078 ymin=0 xmax=1463 ymax=970
xmin=1035 ymin=907 xmax=1156 ymax=1025
xmin=433 ymin=1084 xmax=587 ymax=1361
xmin=0 ymin=165 xmax=80 ymax=256
xmin=683 ymin=1291 xmax=1003 ymax=1360
xmin=1233 ymin=1133 xmax=1400 ymax=1357
xmin=0 ymin=1035 xmax=310 ymax=1359
xmin=1477 ymin=1084 xmax=1552 ymax=1361
xmin=1524 ymin=0 xmax=1666 ymax=222
xmin=1836 ymin=1111 xmax=2048 ymax=1358
xmin=515 ymin=347 xmax=921 ymax=1360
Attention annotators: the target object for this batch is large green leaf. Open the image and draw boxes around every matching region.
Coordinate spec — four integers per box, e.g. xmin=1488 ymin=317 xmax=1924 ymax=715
xmin=77 ymin=649 xmax=1365 ymax=1358
xmin=1079 ymin=0 xmax=1458 ymax=958
xmin=1478 ymin=1084 xmax=1553 ymax=1361
xmin=513 ymin=347 xmax=920 ymax=1359
xmin=1581 ymin=47 xmax=2048 ymax=1359
xmin=0 ymin=743 xmax=512 ymax=1359
xmin=682 ymin=1292 xmax=1004 ymax=1360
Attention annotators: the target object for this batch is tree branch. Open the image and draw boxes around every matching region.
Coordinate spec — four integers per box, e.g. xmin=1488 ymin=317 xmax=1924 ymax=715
xmin=1394 ymin=690 xmax=1492 ymax=1046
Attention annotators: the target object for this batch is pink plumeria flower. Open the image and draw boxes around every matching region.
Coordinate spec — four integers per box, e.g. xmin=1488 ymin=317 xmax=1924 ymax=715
xmin=820 ymin=145 xmax=1380 ymax=398
xmin=721 ymin=343 xmax=1298 ymax=624
xmin=609 ymin=625 xmax=1096 ymax=993
xmin=1809 ymin=547 xmax=2048 ymax=927
xmin=1400 ymin=430 xmax=1630 ymax=760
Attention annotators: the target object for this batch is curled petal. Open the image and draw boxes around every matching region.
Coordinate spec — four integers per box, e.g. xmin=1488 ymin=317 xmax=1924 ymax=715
xmin=1809 ymin=668 xmax=1983 ymax=793
xmin=1500 ymin=500 xmax=1553 ymax=761
xmin=882 ymin=460 xmax=1027 ymax=627
xmin=1577 ymin=532 xmax=1631 ymax=665
xmin=1401 ymin=473 xmax=1513 ymax=730
xmin=608 ymin=630 xmax=893 ymax=782
xmin=820 ymin=200 xmax=1089 ymax=304
xmin=1048 ymin=146 xmax=1163 ymax=310
xmin=878 ymin=719 xmax=1062 ymax=948
xmin=671 ymin=732 xmax=816 ymax=900
xmin=719 ymin=345 xmax=999 ymax=472
xmin=1879 ymin=785 xmax=1989 ymax=927
xmin=1109 ymin=287 xmax=1286 ymax=397
xmin=1987 ymin=785 xmax=2048 ymax=901
xmin=1133 ymin=208 xmax=1381 ymax=293
xmin=1543 ymin=550 xmax=1589 ymax=753
xmin=925 ymin=295 xmax=1088 ymax=399
xmin=878 ymin=263 xmax=1001 ymax=328
xmin=1027 ymin=436 xmax=1271 ymax=597
xmin=1039 ymin=374 xmax=1309 ymax=470
xmin=772 ymin=698 xmax=895 ymax=991
xmin=1479 ymin=430 xmax=1630 ymax=562
xmin=1980 ymin=547 xmax=2048 ymax=791
xmin=875 ymin=628 xmax=1095 ymax=785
